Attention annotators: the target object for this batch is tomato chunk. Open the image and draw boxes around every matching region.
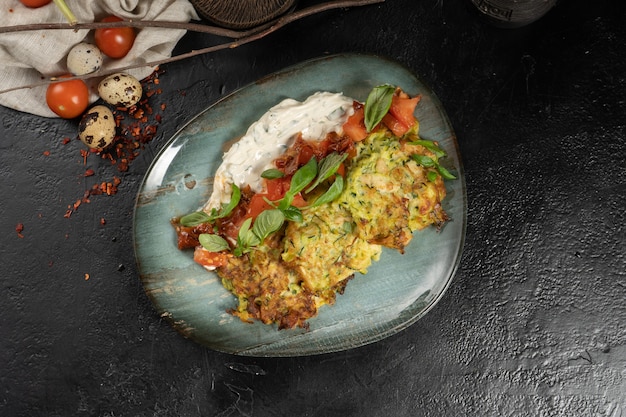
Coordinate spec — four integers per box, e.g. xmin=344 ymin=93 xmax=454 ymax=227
xmin=342 ymin=105 xmax=368 ymax=142
xmin=382 ymin=113 xmax=409 ymax=136
xmin=193 ymin=246 xmax=231 ymax=268
xmin=388 ymin=94 xmax=420 ymax=129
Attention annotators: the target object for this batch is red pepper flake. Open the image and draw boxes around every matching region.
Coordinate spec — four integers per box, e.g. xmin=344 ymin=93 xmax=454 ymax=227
xmin=80 ymin=149 xmax=89 ymax=165
xmin=16 ymin=223 xmax=24 ymax=238
xmin=64 ymin=68 xmax=166 ymax=218
xmin=43 ymin=150 xmax=50 ymax=156
xmin=100 ymin=217 xmax=106 ymax=225
xmin=62 ymin=137 xmax=71 ymax=145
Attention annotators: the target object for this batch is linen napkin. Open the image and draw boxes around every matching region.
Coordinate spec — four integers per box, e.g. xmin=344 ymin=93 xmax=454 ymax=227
xmin=0 ymin=0 xmax=199 ymax=117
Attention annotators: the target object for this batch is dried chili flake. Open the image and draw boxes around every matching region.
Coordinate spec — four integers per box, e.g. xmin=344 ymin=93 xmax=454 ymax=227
xmin=85 ymin=169 xmax=95 ymax=177
xmin=16 ymin=223 xmax=24 ymax=238
xmin=62 ymin=137 xmax=71 ymax=145
xmin=43 ymin=150 xmax=50 ymax=156
xmin=100 ymin=218 xmax=106 ymax=226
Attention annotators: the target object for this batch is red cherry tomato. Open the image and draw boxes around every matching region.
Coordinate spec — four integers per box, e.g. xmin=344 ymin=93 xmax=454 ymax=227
xmin=94 ymin=16 xmax=136 ymax=59
xmin=19 ymin=0 xmax=52 ymax=7
xmin=46 ymin=76 xmax=90 ymax=119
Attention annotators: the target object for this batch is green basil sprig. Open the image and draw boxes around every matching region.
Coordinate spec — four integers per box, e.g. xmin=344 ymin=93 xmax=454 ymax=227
xmin=233 ymin=209 xmax=285 ymax=256
xmin=364 ymin=84 xmax=395 ymax=132
xmin=278 ymin=157 xmax=318 ymax=210
xmin=179 ymin=184 xmax=241 ymax=227
xmin=305 ymin=152 xmax=347 ymax=193
xmin=411 ymin=154 xmax=457 ymax=181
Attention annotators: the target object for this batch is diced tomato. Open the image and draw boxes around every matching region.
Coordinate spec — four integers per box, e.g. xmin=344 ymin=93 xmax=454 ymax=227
xmin=388 ymin=94 xmax=420 ymax=129
xmin=382 ymin=113 xmax=409 ymax=136
xmin=342 ymin=106 xmax=368 ymax=142
xmin=193 ymin=247 xmax=231 ymax=268
xmin=297 ymin=142 xmax=317 ymax=166
xmin=266 ymin=176 xmax=292 ymax=200
xmin=247 ymin=193 xmax=274 ymax=219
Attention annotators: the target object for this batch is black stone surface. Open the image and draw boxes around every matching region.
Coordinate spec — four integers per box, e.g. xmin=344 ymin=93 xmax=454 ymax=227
xmin=1 ymin=0 xmax=624 ymax=416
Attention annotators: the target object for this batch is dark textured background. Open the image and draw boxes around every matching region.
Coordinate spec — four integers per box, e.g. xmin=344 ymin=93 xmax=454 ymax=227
xmin=1 ymin=0 xmax=624 ymax=416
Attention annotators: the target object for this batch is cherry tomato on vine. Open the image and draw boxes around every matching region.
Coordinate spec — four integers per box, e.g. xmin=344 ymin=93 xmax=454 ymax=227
xmin=94 ymin=16 xmax=136 ymax=59
xmin=19 ymin=0 xmax=52 ymax=7
xmin=46 ymin=76 xmax=90 ymax=119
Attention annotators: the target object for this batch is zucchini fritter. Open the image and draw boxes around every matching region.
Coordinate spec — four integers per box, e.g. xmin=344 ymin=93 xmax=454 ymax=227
xmin=339 ymin=129 xmax=448 ymax=253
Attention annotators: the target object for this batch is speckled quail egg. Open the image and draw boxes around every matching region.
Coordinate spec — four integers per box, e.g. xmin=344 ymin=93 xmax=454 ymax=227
xmin=78 ymin=105 xmax=116 ymax=149
xmin=97 ymin=72 xmax=143 ymax=108
xmin=66 ymin=42 xmax=103 ymax=76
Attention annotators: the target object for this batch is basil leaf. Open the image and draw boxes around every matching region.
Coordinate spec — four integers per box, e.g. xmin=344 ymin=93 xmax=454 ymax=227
xmin=305 ymin=152 xmax=347 ymax=193
xmin=364 ymin=84 xmax=395 ymax=132
xmin=217 ymin=184 xmax=241 ymax=219
xmin=288 ymin=157 xmax=318 ymax=196
xmin=412 ymin=154 xmax=436 ymax=168
xmin=198 ymin=233 xmax=230 ymax=252
xmin=252 ymin=209 xmax=285 ymax=242
xmin=310 ymin=175 xmax=344 ymax=208
xmin=410 ymin=140 xmax=447 ymax=159
xmin=181 ymin=184 xmax=241 ymax=226
xmin=427 ymin=171 xmax=439 ymax=182
xmin=261 ymin=169 xmax=285 ymax=179
xmin=179 ymin=211 xmax=211 ymax=227
xmin=234 ymin=218 xmax=258 ymax=256
xmin=437 ymin=164 xmax=457 ymax=180
xmin=281 ymin=205 xmax=303 ymax=223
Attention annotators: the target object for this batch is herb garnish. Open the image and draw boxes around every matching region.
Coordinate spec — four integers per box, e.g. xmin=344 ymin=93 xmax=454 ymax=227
xmin=364 ymin=84 xmax=395 ymax=132
xmin=409 ymin=141 xmax=457 ymax=181
xmin=179 ymin=184 xmax=242 ymax=227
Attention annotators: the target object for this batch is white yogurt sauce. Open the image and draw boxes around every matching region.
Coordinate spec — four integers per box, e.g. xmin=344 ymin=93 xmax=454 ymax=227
xmin=206 ymin=92 xmax=355 ymax=209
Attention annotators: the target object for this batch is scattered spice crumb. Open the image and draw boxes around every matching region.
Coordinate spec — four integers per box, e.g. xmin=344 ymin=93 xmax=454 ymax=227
xmin=16 ymin=223 xmax=24 ymax=238
xmin=100 ymin=217 xmax=106 ymax=226
xmin=84 ymin=273 xmax=90 ymax=280
xmin=64 ymin=68 xmax=166 ymax=218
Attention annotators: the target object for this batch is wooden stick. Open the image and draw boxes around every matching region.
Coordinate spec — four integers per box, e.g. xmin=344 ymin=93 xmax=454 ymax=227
xmin=0 ymin=0 xmax=384 ymax=95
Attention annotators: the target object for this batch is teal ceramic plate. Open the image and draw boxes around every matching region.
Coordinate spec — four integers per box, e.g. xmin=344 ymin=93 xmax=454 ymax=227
xmin=133 ymin=53 xmax=466 ymax=357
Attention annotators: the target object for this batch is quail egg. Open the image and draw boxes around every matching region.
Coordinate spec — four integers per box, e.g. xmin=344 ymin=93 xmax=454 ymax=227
xmin=98 ymin=72 xmax=143 ymax=108
xmin=78 ymin=105 xmax=116 ymax=149
xmin=66 ymin=42 xmax=103 ymax=76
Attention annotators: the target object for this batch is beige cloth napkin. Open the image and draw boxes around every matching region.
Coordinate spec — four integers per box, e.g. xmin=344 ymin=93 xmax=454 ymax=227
xmin=0 ymin=0 xmax=199 ymax=117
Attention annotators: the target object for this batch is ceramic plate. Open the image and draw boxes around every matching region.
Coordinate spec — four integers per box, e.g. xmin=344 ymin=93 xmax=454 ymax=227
xmin=133 ymin=53 xmax=466 ymax=357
